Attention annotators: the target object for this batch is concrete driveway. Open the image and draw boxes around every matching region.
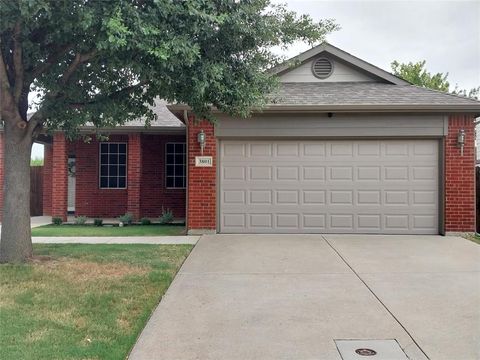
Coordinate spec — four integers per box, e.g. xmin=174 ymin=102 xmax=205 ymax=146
xmin=129 ymin=235 xmax=480 ymax=360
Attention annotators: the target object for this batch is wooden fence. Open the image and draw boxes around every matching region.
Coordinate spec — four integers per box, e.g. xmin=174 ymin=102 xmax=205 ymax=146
xmin=30 ymin=166 xmax=43 ymax=216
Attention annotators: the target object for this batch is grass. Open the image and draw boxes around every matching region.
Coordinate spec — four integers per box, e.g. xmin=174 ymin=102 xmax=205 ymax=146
xmin=31 ymin=224 xmax=185 ymax=237
xmin=463 ymin=233 xmax=480 ymax=245
xmin=0 ymin=244 xmax=192 ymax=360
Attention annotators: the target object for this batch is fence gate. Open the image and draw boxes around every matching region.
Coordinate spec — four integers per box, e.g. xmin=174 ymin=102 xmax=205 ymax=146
xmin=30 ymin=166 xmax=43 ymax=216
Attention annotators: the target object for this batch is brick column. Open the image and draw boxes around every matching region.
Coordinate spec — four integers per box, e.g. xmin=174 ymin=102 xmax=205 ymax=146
xmin=187 ymin=117 xmax=216 ymax=234
xmin=127 ymin=133 xmax=142 ymax=220
xmin=42 ymin=144 xmax=53 ymax=216
xmin=52 ymin=133 xmax=68 ymax=221
xmin=0 ymin=132 xmax=4 ymax=221
xmin=445 ymin=115 xmax=475 ymax=233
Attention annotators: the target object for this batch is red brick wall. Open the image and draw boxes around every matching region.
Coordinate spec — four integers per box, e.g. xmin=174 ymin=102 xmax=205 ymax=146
xmin=141 ymin=134 xmax=186 ymax=218
xmin=0 ymin=132 xmax=4 ymax=221
xmin=51 ymin=133 xmax=68 ymax=221
xmin=187 ymin=118 xmax=217 ymax=231
xmin=72 ymin=133 xmax=186 ymax=219
xmin=42 ymin=144 xmax=53 ymax=216
xmin=127 ymin=134 xmax=142 ymax=220
xmin=445 ymin=115 xmax=476 ymax=232
xmin=75 ymin=135 xmax=129 ymax=217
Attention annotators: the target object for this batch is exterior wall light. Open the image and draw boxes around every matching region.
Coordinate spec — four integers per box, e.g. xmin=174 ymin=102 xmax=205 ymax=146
xmin=457 ymin=129 xmax=465 ymax=156
xmin=197 ymin=130 xmax=206 ymax=155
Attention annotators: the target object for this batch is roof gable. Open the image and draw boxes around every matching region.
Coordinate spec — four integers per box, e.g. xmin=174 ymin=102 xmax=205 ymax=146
xmin=273 ymin=43 xmax=409 ymax=85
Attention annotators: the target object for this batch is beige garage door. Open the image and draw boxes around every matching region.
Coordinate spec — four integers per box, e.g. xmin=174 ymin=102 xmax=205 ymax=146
xmin=219 ymin=139 xmax=439 ymax=234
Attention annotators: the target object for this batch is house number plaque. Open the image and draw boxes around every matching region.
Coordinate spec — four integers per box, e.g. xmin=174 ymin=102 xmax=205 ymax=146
xmin=195 ymin=156 xmax=213 ymax=167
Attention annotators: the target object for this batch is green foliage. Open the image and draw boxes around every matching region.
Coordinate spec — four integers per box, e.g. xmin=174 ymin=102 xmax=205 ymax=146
xmin=159 ymin=208 xmax=174 ymax=225
xmin=140 ymin=217 xmax=151 ymax=225
xmin=0 ymin=0 xmax=339 ymax=135
xmin=391 ymin=60 xmax=450 ymax=92
xmin=52 ymin=217 xmax=63 ymax=225
xmin=118 ymin=213 xmax=133 ymax=226
xmin=391 ymin=60 xmax=479 ymax=99
xmin=30 ymin=157 xmax=44 ymax=166
xmin=73 ymin=216 xmax=87 ymax=225
xmin=93 ymin=218 xmax=103 ymax=227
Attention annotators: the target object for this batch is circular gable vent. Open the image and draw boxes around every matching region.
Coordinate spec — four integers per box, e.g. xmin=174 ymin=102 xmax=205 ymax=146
xmin=312 ymin=57 xmax=333 ymax=79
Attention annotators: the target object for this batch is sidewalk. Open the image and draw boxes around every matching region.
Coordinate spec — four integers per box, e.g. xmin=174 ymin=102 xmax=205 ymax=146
xmin=32 ymin=236 xmax=199 ymax=244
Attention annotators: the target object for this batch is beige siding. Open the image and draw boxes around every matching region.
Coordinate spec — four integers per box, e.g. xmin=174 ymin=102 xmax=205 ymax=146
xmin=279 ymin=57 xmax=379 ymax=83
xmin=215 ymin=114 xmax=447 ymax=138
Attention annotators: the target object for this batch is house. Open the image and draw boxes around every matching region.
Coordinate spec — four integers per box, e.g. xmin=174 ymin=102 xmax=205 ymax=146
xmin=1 ymin=43 xmax=479 ymax=235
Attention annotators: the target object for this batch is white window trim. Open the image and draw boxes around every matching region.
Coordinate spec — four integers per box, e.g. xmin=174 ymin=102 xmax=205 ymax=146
xmin=99 ymin=142 xmax=128 ymax=189
xmin=165 ymin=142 xmax=186 ymax=189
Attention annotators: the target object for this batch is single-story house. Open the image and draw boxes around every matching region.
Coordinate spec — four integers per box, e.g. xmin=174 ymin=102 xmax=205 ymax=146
xmin=1 ymin=43 xmax=479 ymax=235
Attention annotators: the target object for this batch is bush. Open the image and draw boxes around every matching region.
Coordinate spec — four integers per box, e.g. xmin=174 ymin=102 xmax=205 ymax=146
xmin=74 ymin=216 xmax=87 ymax=225
xmin=118 ymin=212 xmax=133 ymax=226
xmin=140 ymin=217 xmax=151 ymax=225
xmin=93 ymin=218 xmax=103 ymax=227
xmin=52 ymin=217 xmax=63 ymax=225
xmin=159 ymin=208 xmax=174 ymax=224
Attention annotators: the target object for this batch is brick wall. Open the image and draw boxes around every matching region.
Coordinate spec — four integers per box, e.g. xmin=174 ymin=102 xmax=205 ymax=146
xmin=187 ymin=118 xmax=217 ymax=232
xmin=51 ymin=133 xmax=68 ymax=221
xmin=72 ymin=133 xmax=186 ymax=219
xmin=127 ymin=134 xmax=142 ymax=220
xmin=42 ymin=144 xmax=53 ymax=216
xmin=141 ymin=134 xmax=186 ymax=218
xmin=75 ymin=135 xmax=129 ymax=217
xmin=0 ymin=132 xmax=4 ymax=221
xmin=445 ymin=115 xmax=476 ymax=232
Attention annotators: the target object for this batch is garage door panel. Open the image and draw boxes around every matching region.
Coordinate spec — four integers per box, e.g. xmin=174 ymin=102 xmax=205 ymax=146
xmin=220 ymin=140 xmax=439 ymax=234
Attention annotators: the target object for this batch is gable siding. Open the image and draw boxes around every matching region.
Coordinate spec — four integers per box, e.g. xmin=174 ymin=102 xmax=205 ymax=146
xmin=279 ymin=57 xmax=379 ymax=83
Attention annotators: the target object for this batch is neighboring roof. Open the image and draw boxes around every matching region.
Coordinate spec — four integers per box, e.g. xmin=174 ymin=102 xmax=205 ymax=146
xmin=271 ymin=42 xmax=410 ymax=86
xmin=261 ymin=82 xmax=480 ymax=113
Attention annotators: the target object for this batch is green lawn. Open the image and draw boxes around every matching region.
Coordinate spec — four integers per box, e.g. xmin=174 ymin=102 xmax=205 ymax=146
xmin=31 ymin=224 xmax=185 ymax=237
xmin=0 ymin=244 xmax=192 ymax=360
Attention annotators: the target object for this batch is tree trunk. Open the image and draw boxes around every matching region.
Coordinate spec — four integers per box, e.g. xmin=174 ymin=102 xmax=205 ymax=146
xmin=0 ymin=122 xmax=33 ymax=263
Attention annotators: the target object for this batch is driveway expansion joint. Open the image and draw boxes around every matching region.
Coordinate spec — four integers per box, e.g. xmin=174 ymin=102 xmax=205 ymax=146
xmin=321 ymin=235 xmax=431 ymax=360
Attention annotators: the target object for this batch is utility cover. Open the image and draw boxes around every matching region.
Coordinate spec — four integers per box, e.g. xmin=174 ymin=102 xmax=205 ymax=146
xmin=335 ymin=339 xmax=408 ymax=360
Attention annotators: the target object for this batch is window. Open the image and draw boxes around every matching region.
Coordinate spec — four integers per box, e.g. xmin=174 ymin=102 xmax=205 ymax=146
xmin=166 ymin=143 xmax=186 ymax=188
xmin=99 ymin=143 xmax=127 ymax=189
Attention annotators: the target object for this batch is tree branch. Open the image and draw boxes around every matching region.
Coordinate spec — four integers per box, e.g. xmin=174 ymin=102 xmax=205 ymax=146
xmin=60 ymin=49 xmax=97 ymax=85
xmin=30 ymin=43 xmax=73 ymax=80
xmin=12 ymin=21 xmax=24 ymax=104
xmin=67 ymin=80 xmax=149 ymax=108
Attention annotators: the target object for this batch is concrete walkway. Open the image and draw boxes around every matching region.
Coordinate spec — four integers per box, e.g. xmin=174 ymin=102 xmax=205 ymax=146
xmin=0 ymin=216 xmax=51 ymax=234
xmin=32 ymin=236 xmax=199 ymax=244
xmin=129 ymin=234 xmax=480 ymax=360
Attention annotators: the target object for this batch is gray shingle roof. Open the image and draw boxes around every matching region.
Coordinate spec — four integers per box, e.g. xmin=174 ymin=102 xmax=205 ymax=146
xmin=269 ymin=82 xmax=480 ymax=109
xmin=118 ymin=99 xmax=184 ymax=128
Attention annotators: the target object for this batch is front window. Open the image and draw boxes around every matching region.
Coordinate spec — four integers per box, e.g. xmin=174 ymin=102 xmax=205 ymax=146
xmin=99 ymin=143 xmax=127 ymax=189
xmin=165 ymin=143 xmax=186 ymax=188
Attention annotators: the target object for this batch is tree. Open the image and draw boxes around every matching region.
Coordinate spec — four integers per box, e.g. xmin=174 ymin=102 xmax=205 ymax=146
xmin=391 ymin=60 xmax=479 ymax=99
xmin=0 ymin=0 xmax=338 ymax=262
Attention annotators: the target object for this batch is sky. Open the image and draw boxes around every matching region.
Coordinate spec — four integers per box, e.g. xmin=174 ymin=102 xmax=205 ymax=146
xmin=31 ymin=0 xmax=480 ymax=159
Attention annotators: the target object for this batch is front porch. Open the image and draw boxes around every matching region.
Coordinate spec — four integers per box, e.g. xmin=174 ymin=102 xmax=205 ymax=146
xmin=42 ymin=131 xmax=186 ymax=222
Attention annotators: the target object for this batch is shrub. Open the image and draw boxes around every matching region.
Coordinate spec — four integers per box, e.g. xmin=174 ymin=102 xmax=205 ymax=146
xmin=93 ymin=218 xmax=103 ymax=227
xmin=52 ymin=217 xmax=63 ymax=225
xmin=74 ymin=216 xmax=87 ymax=225
xmin=159 ymin=208 xmax=174 ymax=224
xmin=140 ymin=217 xmax=151 ymax=225
xmin=118 ymin=212 xmax=133 ymax=226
